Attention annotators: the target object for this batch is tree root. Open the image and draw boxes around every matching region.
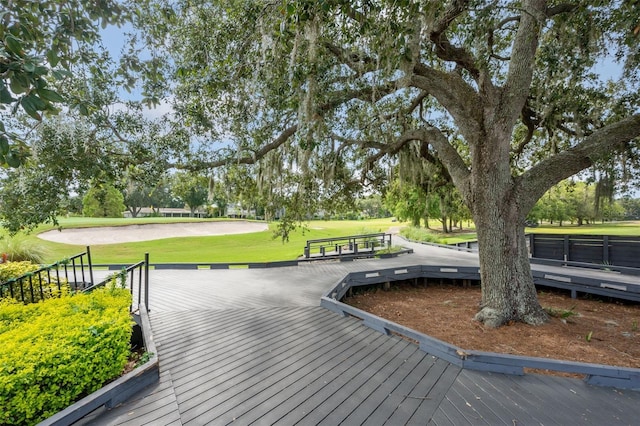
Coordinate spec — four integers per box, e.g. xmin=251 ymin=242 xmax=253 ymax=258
xmin=475 ymin=307 xmax=548 ymax=328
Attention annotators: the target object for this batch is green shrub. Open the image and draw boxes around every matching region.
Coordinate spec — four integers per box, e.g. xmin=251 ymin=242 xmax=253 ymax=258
xmin=400 ymin=226 xmax=441 ymax=243
xmin=103 ymin=268 xmax=128 ymax=290
xmin=0 ymin=261 xmax=70 ymax=304
xmin=0 ymin=288 xmax=132 ymax=425
xmin=375 ymin=245 xmax=405 ymax=255
xmin=0 ymin=261 xmax=40 ymax=282
xmin=0 ymin=235 xmax=49 ymax=263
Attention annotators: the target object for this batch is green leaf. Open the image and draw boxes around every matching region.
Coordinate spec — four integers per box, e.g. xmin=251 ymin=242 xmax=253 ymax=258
xmin=5 ymin=151 xmax=21 ymax=167
xmin=23 ymin=61 xmax=35 ymax=73
xmin=37 ymin=88 xmax=65 ymax=103
xmin=46 ymin=49 xmax=60 ymax=67
xmin=0 ymin=135 xmax=9 ymax=155
xmin=0 ymin=85 xmax=15 ymax=103
xmin=20 ymin=96 xmax=42 ymax=120
xmin=4 ymin=34 xmax=24 ymax=56
xmin=51 ymin=69 xmax=72 ymax=80
xmin=9 ymin=77 xmax=26 ymax=95
xmin=34 ymin=66 xmax=49 ymax=76
xmin=35 ymin=78 xmax=47 ymax=89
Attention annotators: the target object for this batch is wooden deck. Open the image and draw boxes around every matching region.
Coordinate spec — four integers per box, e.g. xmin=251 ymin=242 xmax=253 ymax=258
xmin=80 ymin=239 xmax=640 ymax=425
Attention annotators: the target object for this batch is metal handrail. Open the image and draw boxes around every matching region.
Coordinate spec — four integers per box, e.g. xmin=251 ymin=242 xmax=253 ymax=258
xmin=304 ymin=233 xmax=392 ymax=258
xmin=0 ymin=246 xmax=94 ymax=304
xmin=89 ymin=253 xmax=150 ymax=312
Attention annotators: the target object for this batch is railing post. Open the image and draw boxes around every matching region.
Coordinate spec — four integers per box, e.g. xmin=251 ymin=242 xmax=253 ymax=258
xmin=529 ymin=234 xmax=535 ymax=257
xmin=144 ymin=253 xmax=150 ymax=312
xmin=138 ymin=266 xmax=143 ymax=308
xmin=86 ymin=246 xmax=94 ymax=287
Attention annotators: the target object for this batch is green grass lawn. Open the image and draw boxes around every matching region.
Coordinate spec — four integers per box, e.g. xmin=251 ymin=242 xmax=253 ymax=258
xmin=529 ymin=221 xmax=640 ymax=236
xmin=402 ymin=220 xmax=640 ymax=245
xmin=14 ymin=217 xmax=402 ymax=264
xmin=6 ymin=216 xmax=640 ymax=265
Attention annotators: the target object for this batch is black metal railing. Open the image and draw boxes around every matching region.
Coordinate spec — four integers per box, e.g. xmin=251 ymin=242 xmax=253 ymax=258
xmin=303 ymin=233 xmax=392 ymax=259
xmin=0 ymin=248 xmax=150 ymax=312
xmin=0 ymin=247 xmax=94 ymax=304
xmin=90 ymin=253 xmax=150 ymax=313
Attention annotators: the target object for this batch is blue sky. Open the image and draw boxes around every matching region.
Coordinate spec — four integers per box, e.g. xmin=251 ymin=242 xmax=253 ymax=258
xmin=100 ymin=23 xmax=173 ymax=118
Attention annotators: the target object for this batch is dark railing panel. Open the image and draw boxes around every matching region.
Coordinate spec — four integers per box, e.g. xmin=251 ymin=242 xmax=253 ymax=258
xmin=304 ymin=233 xmax=393 ymax=259
xmin=530 ymin=234 xmax=640 ymax=268
xmin=89 ymin=253 xmax=149 ymax=313
xmin=0 ymin=247 xmax=94 ymax=304
xmin=0 ymin=247 xmax=150 ymax=312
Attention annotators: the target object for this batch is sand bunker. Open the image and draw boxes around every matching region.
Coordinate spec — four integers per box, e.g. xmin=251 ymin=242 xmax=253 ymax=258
xmin=37 ymin=221 xmax=269 ymax=245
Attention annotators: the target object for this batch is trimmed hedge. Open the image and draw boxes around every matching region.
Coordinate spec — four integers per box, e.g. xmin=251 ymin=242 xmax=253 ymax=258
xmin=0 ymin=287 xmax=132 ymax=425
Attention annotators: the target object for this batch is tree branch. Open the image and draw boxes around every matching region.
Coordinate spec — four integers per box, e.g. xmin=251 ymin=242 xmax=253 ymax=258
xmin=175 ymin=125 xmax=298 ymax=170
xmin=411 ymin=63 xmax=483 ymax=141
xmin=518 ymin=114 xmax=640 ymax=212
xmin=428 ymin=0 xmax=482 ymax=81
xmin=379 ymin=91 xmax=429 ymax=122
xmin=418 ymin=126 xmax=471 ymax=200
xmin=323 ymin=42 xmax=375 ymax=76
xmin=501 ymin=0 xmax=546 ymax=128
xmin=361 ymin=124 xmax=471 ymax=199
xmin=512 ymin=99 xmax=538 ymax=156
xmin=173 ymin=76 xmax=401 ymax=172
xmin=546 ymin=3 xmax=579 ymax=17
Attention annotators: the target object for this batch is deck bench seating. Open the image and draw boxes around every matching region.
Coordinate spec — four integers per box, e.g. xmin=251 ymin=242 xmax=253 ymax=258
xmin=303 ymin=233 xmax=392 ymax=259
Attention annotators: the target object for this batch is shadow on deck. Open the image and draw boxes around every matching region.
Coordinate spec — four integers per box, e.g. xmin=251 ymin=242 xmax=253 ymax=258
xmin=79 ymin=246 xmax=640 ymax=425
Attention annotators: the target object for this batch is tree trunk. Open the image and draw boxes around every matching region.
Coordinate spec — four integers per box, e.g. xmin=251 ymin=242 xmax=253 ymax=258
xmin=471 ymin=159 xmax=548 ymax=327
xmin=441 ymin=216 xmax=448 ymax=233
xmin=470 ymin=122 xmax=547 ymax=327
xmin=474 ymin=219 xmax=547 ymax=327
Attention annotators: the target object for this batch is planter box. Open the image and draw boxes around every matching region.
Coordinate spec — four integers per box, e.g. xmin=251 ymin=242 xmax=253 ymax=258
xmin=39 ymin=303 xmax=159 ymax=426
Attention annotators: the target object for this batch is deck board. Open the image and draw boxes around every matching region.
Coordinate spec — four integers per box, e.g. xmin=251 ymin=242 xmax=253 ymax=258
xmin=240 ymin=332 xmax=390 ymax=425
xmin=404 ymin=362 xmax=463 ymax=426
xmin=340 ymin=346 xmax=424 ymax=425
xmin=78 ymin=370 xmax=181 ymax=426
xmin=364 ymin=354 xmax=444 ymax=426
xmin=217 ymin=326 xmax=383 ymax=424
xmin=450 ymin=370 xmax=544 ymax=424
xmin=83 ymin=241 xmax=640 ymax=425
xmin=178 ymin=313 xmax=370 ymax=423
xmin=278 ymin=336 xmax=411 ymax=424
xmin=315 ymin=342 xmax=418 ymax=425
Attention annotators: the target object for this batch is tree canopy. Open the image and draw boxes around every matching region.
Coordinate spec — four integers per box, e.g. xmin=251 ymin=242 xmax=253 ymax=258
xmin=2 ymin=0 xmax=640 ymax=327
xmin=0 ymin=0 xmax=130 ymax=166
xmin=131 ymin=0 xmax=640 ymax=326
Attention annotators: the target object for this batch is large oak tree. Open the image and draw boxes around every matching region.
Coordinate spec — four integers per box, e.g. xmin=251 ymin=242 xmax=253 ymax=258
xmin=136 ymin=0 xmax=640 ymax=326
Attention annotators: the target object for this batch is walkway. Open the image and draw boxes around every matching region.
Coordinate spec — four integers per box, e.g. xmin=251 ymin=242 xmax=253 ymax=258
xmin=80 ymin=240 xmax=640 ymax=425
